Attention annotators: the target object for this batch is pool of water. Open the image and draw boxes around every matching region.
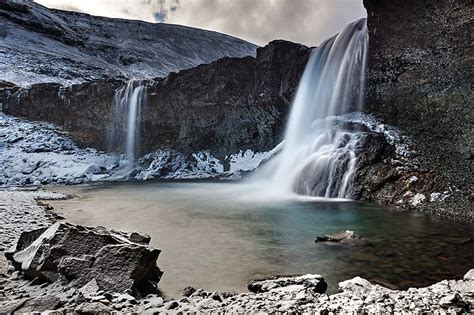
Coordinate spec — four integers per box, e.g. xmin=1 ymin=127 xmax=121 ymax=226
xmin=49 ymin=181 xmax=474 ymax=298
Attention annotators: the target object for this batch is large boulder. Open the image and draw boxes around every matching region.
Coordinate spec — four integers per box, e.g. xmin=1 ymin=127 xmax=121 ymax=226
xmin=6 ymin=222 xmax=162 ymax=295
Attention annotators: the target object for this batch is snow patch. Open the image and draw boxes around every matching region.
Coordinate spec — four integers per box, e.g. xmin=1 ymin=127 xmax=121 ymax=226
xmin=0 ymin=114 xmax=277 ymax=185
xmin=430 ymin=192 xmax=450 ymax=202
xmin=0 ymin=114 xmax=119 ymax=186
xmin=410 ymin=193 xmax=426 ymax=207
xmin=337 ymin=112 xmax=413 ymax=157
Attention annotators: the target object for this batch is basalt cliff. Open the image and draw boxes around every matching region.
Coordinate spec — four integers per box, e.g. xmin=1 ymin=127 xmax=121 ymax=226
xmin=362 ymin=0 xmax=473 ymax=220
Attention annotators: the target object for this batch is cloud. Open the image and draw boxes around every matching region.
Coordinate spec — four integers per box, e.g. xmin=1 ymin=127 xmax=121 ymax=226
xmin=34 ymin=0 xmax=366 ymax=46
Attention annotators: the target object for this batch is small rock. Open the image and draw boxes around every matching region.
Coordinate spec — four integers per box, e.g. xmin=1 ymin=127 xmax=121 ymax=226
xmin=439 ymin=293 xmax=468 ymax=310
xmin=463 ymin=269 xmax=474 ymax=281
xmin=165 ymin=301 xmax=179 ymax=310
xmin=248 ymin=274 xmax=327 ymax=294
xmin=144 ymin=296 xmax=164 ymax=309
xmin=75 ymin=302 xmax=113 ymax=314
xmin=182 ymin=285 xmax=197 ymax=297
xmin=315 ymin=230 xmax=364 ymax=244
xmin=78 ymin=279 xmax=100 ymax=300
xmin=115 ymin=293 xmax=136 ymax=304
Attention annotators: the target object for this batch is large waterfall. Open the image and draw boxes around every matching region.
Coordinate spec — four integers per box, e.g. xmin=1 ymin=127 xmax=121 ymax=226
xmin=109 ymin=80 xmax=147 ymax=162
xmin=262 ymin=18 xmax=368 ymax=199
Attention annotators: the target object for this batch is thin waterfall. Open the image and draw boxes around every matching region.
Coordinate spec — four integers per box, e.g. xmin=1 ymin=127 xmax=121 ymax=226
xmin=109 ymin=79 xmax=147 ymax=162
xmin=260 ymin=18 xmax=368 ymax=198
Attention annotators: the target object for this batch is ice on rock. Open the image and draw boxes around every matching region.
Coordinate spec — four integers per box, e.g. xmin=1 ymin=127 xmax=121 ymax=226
xmin=0 ymin=113 xmax=279 ymax=185
xmin=0 ymin=114 xmax=119 ymax=186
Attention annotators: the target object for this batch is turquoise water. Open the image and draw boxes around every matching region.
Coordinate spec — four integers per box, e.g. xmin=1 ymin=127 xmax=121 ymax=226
xmin=50 ymin=181 xmax=474 ymax=298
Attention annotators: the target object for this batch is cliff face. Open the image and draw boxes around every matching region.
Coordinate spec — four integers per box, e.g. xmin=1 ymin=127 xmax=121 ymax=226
xmin=2 ymin=41 xmax=311 ymax=157
xmin=363 ymin=0 xmax=473 ymax=220
xmin=142 ymin=40 xmax=310 ymax=158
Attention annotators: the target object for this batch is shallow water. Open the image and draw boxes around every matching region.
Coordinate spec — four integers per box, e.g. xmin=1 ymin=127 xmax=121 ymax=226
xmin=49 ymin=181 xmax=474 ymax=298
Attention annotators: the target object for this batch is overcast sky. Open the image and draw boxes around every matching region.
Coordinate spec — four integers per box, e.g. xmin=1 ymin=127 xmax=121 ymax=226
xmin=34 ymin=0 xmax=366 ymax=47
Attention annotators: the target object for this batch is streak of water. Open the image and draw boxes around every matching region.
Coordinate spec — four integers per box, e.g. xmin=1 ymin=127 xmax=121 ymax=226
xmin=109 ymin=79 xmax=147 ymax=162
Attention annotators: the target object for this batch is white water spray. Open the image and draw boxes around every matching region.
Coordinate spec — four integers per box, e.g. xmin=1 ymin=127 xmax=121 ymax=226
xmin=110 ymin=79 xmax=147 ymax=162
xmin=260 ymin=18 xmax=368 ymax=198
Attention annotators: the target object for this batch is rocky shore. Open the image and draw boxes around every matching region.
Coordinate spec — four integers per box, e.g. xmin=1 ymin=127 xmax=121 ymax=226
xmin=1 ymin=189 xmax=473 ymax=313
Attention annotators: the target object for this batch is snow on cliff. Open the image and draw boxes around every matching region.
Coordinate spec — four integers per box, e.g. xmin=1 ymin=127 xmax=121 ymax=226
xmin=0 ymin=0 xmax=257 ymax=86
xmin=0 ymin=114 xmax=275 ymax=186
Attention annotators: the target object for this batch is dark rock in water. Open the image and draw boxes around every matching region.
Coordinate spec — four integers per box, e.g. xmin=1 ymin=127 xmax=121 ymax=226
xmin=6 ymin=222 xmax=163 ymax=296
xmin=315 ymin=230 xmax=364 ymax=245
xmin=248 ymin=274 xmax=327 ymax=294
xmin=183 ymin=286 xmax=197 ymax=297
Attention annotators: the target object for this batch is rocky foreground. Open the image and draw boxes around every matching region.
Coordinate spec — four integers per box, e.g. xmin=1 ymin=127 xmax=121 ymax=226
xmin=0 ymin=189 xmax=473 ymax=313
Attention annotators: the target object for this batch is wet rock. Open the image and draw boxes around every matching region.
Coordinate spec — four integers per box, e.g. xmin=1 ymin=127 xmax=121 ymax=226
xmin=248 ymin=274 xmax=327 ymax=294
xmin=183 ymin=286 xmax=197 ymax=297
xmin=7 ymin=222 xmax=163 ymax=296
xmin=315 ymin=230 xmax=364 ymax=244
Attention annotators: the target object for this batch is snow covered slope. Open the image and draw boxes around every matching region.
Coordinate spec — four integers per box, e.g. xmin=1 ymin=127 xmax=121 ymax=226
xmin=0 ymin=113 xmax=278 ymax=186
xmin=0 ymin=0 xmax=257 ymax=86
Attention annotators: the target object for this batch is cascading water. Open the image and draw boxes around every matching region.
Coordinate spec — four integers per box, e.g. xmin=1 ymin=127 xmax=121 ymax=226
xmin=109 ymin=79 xmax=147 ymax=162
xmin=261 ymin=18 xmax=368 ymax=198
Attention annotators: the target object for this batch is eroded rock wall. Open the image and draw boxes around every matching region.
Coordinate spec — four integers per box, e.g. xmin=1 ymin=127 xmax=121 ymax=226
xmin=2 ymin=40 xmax=310 ymax=157
xmin=363 ymin=0 xmax=473 ymax=220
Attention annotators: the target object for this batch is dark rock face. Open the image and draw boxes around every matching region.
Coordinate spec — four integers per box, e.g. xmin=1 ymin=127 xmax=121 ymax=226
xmin=2 ymin=79 xmax=123 ymax=150
xmin=352 ymin=132 xmax=399 ymax=203
xmin=143 ymin=40 xmax=311 ymax=157
xmin=3 ymin=40 xmax=311 ymax=157
xmin=6 ymin=223 xmax=163 ymax=296
xmin=363 ymin=0 xmax=473 ymax=220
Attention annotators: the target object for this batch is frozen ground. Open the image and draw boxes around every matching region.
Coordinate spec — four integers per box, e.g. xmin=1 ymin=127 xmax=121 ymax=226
xmin=0 ymin=114 xmax=279 ymax=186
xmin=0 ymin=112 xmax=411 ymax=186
xmin=0 ymin=114 xmax=120 ymax=186
xmin=0 ymin=1 xmax=257 ymax=86
xmin=0 ymin=189 xmax=65 ymax=252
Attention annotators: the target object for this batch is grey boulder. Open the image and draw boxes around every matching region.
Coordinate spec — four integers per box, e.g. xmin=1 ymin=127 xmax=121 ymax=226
xmin=7 ymin=222 xmax=162 ymax=295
